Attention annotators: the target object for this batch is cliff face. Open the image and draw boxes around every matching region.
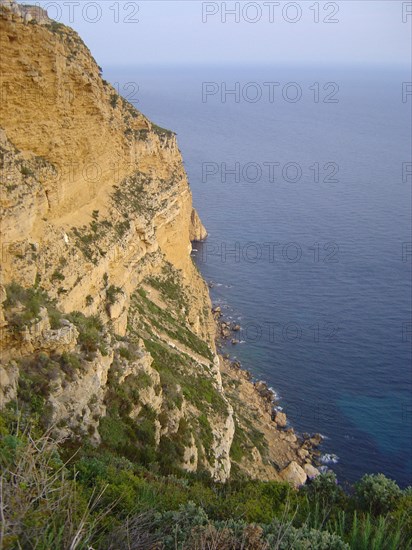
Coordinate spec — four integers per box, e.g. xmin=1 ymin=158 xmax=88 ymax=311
xmin=0 ymin=0 xmax=209 ymax=336
xmin=0 ymin=2 xmax=318 ymax=484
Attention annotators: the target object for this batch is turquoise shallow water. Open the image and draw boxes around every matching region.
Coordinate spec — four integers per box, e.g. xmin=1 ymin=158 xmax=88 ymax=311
xmin=106 ymin=65 xmax=412 ymax=486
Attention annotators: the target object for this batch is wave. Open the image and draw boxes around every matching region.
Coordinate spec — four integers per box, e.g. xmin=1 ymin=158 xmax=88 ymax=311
xmin=320 ymin=453 xmax=339 ymax=465
xmin=268 ymin=386 xmax=281 ymax=401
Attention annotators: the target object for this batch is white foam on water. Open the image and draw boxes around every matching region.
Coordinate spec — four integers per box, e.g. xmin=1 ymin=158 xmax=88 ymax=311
xmin=320 ymin=453 xmax=339 ymax=465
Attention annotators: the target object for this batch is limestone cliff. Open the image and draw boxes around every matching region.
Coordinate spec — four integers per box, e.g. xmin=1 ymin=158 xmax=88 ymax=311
xmin=0 ymin=1 xmax=318 ymax=484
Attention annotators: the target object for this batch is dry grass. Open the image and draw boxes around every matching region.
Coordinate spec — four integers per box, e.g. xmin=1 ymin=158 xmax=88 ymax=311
xmin=0 ymin=420 xmax=114 ymax=549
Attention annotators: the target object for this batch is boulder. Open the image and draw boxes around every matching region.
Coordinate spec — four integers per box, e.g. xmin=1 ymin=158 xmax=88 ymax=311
xmin=221 ymin=327 xmax=231 ymax=338
xmin=309 ymin=433 xmax=323 ymax=447
xmin=304 ymin=463 xmax=320 ymax=479
xmin=281 ymin=430 xmax=297 ymax=444
xmin=273 ymin=411 xmax=287 ymax=428
xmin=254 ymin=381 xmax=274 ymax=403
xmin=280 ymin=461 xmax=307 ymax=487
xmin=297 ymin=447 xmax=309 ymax=460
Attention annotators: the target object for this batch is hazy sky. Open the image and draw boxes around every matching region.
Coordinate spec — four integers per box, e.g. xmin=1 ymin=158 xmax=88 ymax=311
xmin=25 ymin=1 xmax=411 ymax=67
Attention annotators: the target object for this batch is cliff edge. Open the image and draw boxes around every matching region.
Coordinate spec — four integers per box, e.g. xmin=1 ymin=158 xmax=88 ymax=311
xmin=0 ymin=0 xmax=319 ymax=485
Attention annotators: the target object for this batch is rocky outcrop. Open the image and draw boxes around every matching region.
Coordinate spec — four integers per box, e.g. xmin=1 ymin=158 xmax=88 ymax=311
xmin=48 ymin=350 xmax=113 ymax=444
xmin=273 ymin=411 xmax=287 ymax=428
xmin=189 ymin=208 xmax=208 ymax=241
xmin=0 ymin=362 xmax=19 ymax=407
xmin=220 ymin=359 xmax=319 ymax=481
xmin=0 ymin=0 xmax=50 ymax=23
xmin=210 ymin=403 xmax=235 ymax=482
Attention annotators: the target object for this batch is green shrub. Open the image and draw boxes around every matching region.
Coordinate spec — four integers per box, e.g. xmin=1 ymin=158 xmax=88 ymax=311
xmin=106 ymin=284 xmax=122 ymax=305
xmin=264 ymin=520 xmax=350 ymax=549
xmin=99 ymin=414 xmax=131 ymax=451
xmin=151 ymin=122 xmax=174 ymax=139
xmin=4 ymin=282 xmax=45 ymax=325
xmin=230 ymin=421 xmax=248 ymax=462
xmin=58 ymin=352 xmax=82 ymax=379
xmin=20 ymin=165 xmax=34 ymax=177
xmin=47 ymin=20 xmax=66 ymax=35
xmin=4 ymin=283 xmax=63 ymax=331
xmin=303 ymin=471 xmax=344 ymax=507
xmin=118 ymin=346 xmax=132 ymax=360
xmin=51 ymin=269 xmax=65 ymax=282
xmin=355 ymin=473 xmax=402 ymax=515
xmin=115 ymin=219 xmax=130 ymax=237
xmin=67 ymin=311 xmax=106 ymax=357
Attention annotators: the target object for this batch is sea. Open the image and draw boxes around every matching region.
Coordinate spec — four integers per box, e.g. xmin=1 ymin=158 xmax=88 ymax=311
xmin=105 ymin=65 xmax=412 ymax=488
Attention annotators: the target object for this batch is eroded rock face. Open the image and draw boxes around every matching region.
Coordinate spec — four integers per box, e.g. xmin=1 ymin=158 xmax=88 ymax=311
xmin=0 ymin=5 xmax=214 ymax=350
xmin=0 ymin=0 xmax=50 ymax=23
xmin=182 ymin=434 xmax=199 ymax=472
xmin=210 ymin=403 xmax=235 ymax=482
xmin=48 ymin=350 xmax=114 ymax=443
xmin=0 ymin=361 xmax=19 ymax=407
xmin=189 ymin=208 xmax=208 ymax=241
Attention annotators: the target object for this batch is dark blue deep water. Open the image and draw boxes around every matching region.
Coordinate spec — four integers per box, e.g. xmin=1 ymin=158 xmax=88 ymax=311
xmin=106 ymin=66 xmax=412 ymax=487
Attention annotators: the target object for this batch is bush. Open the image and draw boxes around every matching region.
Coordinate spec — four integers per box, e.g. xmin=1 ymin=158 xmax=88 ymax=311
xmin=303 ymin=471 xmax=344 ymax=506
xmin=99 ymin=414 xmax=131 ymax=451
xmin=51 ymin=269 xmax=65 ymax=282
xmin=58 ymin=352 xmax=83 ymax=379
xmin=265 ymin=521 xmax=350 ymax=549
xmin=67 ymin=311 xmax=106 ymax=357
xmin=355 ymin=473 xmax=402 ymax=515
xmin=106 ymin=284 xmax=123 ymax=305
xmin=118 ymin=346 xmax=133 ymax=360
xmin=4 ymin=283 xmax=62 ymax=331
xmin=20 ymin=165 xmax=34 ymax=177
xmin=4 ymin=283 xmax=46 ymax=329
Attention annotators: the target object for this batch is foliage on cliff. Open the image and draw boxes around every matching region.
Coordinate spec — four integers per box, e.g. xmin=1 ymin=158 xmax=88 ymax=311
xmin=1 ymin=408 xmax=411 ymax=549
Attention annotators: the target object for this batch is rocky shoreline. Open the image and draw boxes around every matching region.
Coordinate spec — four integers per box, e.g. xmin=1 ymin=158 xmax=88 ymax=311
xmin=212 ymin=304 xmax=327 ymax=484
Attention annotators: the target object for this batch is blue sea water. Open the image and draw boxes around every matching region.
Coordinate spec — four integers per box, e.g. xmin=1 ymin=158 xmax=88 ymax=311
xmin=106 ymin=65 xmax=412 ymax=487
